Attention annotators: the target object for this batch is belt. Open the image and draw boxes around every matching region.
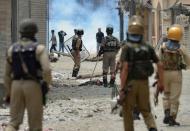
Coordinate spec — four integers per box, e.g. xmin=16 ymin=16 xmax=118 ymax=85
xmin=164 ymin=68 xmax=181 ymax=71
xmin=13 ymin=75 xmax=34 ymax=80
xmin=104 ymin=50 xmax=116 ymax=52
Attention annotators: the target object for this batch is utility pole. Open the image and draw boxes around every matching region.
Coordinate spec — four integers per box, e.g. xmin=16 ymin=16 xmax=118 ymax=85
xmin=47 ymin=0 xmax=50 ymax=50
xmin=11 ymin=0 xmax=18 ymax=42
xmin=117 ymin=0 xmax=125 ymax=41
xmin=129 ymin=0 xmax=136 ymax=17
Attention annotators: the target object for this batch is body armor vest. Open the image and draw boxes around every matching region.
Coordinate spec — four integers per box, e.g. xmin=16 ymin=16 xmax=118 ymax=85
xmin=72 ymin=36 xmax=82 ymax=51
xmin=103 ymin=36 xmax=118 ymax=52
xmin=161 ymin=48 xmax=184 ymax=70
xmin=126 ymin=42 xmax=154 ymax=80
xmin=12 ymin=43 xmax=42 ymax=79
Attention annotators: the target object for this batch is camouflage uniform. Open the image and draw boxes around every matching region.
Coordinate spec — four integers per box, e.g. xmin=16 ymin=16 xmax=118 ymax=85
xmin=4 ymin=19 xmax=51 ymax=131
xmin=159 ymin=41 xmax=190 ymax=125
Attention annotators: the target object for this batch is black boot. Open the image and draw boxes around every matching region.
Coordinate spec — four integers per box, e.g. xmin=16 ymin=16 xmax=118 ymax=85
xmin=109 ymin=77 xmax=115 ymax=87
xmin=133 ymin=108 xmax=141 ymax=120
xmin=103 ymin=73 xmax=108 ymax=87
xmin=72 ymin=68 xmax=79 ymax=77
xmin=163 ymin=109 xmax=170 ymax=124
xmin=75 ymin=69 xmax=79 ymax=77
xmin=168 ymin=116 xmax=180 ymax=126
xmin=149 ymin=128 xmax=157 ymax=131
xmin=119 ymin=109 xmax=123 ymax=117
xmin=72 ymin=69 xmax=77 ymax=77
xmin=103 ymin=78 xmax=108 ymax=87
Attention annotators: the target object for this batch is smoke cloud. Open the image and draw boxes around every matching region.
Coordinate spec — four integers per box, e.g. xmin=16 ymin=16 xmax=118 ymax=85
xmin=49 ymin=0 xmax=128 ymax=53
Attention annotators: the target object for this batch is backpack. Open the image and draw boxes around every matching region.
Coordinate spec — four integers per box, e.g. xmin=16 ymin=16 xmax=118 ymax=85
xmin=161 ymin=46 xmax=186 ymax=70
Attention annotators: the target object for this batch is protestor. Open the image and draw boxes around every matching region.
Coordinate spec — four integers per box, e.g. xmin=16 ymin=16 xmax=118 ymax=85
xmin=58 ymin=30 xmax=67 ymax=52
xmin=96 ymin=28 xmax=104 ymax=55
xmin=50 ymin=29 xmax=57 ymax=52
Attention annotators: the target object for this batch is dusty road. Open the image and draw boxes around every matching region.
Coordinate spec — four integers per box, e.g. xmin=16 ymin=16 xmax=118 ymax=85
xmin=1 ymin=56 xmax=190 ymax=131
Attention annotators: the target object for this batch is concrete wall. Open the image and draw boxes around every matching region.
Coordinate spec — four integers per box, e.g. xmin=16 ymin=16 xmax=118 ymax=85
xmin=182 ymin=0 xmax=190 ymax=5
xmin=152 ymin=0 xmax=190 ymax=55
xmin=152 ymin=0 xmax=162 ymax=45
xmin=0 ymin=0 xmax=48 ymax=79
xmin=161 ymin=0 xmax=190 ymax=8
xmin=30 ymin=0 xmax=48 ymax=45
xmin=0 ymin=0 xmax=11 ymax=105
xmin=18 ymin=0 xmax=48 ymax=45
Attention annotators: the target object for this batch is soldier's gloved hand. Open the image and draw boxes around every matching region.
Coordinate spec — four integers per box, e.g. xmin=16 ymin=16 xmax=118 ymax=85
xmin=118 ymin=89 xmax=126 ymax=105
xmin=157 ymin=81 xmax=164 ymax=93
xmin=97 ymin=51 xmax=102 ymax=57
xmin=152 ymin=80 xmax=158 ymax=87
xmin=3 ymin=95 xmax=10 ymax=104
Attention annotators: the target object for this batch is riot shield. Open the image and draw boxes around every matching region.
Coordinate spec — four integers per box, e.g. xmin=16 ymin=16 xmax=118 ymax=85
xmin=64 ymin=36 xmax=90 ymax=62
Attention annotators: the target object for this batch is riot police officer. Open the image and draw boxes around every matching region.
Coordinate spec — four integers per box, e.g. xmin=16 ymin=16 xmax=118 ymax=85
xmin=99 ymin=25 xmax=120 ymax=87
xmin=119 ymin=15 xmax=164 ymax=131
xmin=71 ymin=29 xmax=84 ymax=77
xmin=4 ymin=19 xmax=52 ymax=131
xmin=159 ymin=24 xmax=190 ymax=126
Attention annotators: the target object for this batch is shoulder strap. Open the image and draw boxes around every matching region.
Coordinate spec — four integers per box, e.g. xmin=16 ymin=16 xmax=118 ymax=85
xmin=125 ymin=42 xmax=134 ymax=62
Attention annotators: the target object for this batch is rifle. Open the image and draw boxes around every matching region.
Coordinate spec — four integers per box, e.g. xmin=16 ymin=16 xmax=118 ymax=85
xmin=152 ymin=80 xmax=159 ymax=106
xmin=152 ymin=74 xmax=163 ymax=106
xmin=111 ymin=84 xmax=132 ymax=113
xmin=39 ymin=80 xmax=49 ymax=105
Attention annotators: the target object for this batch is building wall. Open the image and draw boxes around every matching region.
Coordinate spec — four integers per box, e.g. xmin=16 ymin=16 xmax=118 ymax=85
xmin=0 ymin=0 xmax=11 ymax=104
xmin=0 ymin=0 xmax=47 ymax=81
xmin=183 ymin=5 xmax=190 ymax=53
xmin=18 ymin=0 xmax=48 ymax=45
xmin=152 ymin=0 xmax=162 ymax=46
xmin=166 ymin=0 xmax=190 ymax=6
xmin=0 ymin=0 xmax=11 ymax=81
xmin=152 ymin=0 xmax=190 ymax=54
xmin=181 ymin=0 xmax=190 ymax=5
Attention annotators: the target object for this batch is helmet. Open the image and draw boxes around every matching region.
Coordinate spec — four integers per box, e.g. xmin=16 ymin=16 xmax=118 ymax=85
xmin=74 ymin=29 xmax=77 ymax=34
xmin=106 ymin=25 xmax=113 ymax=35
xmin=76 ymin=29 xmax=84 ymax=36
xmin=128 ymin=15 xmax=144 ymax=35
xmin=19 ymin=19 xmax=38 ymax=35
xmin=167 ymin=24 xmax=183 ymax=41
xmin=51 ymin=30 xmax=55 ymax=33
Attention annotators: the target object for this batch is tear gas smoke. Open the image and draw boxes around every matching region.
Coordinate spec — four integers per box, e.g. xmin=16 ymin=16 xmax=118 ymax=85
xmin=49 ymin=0 xmax=128 ymax=53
